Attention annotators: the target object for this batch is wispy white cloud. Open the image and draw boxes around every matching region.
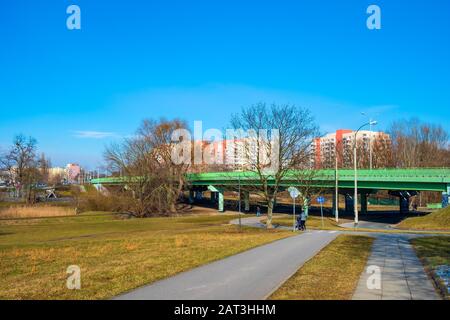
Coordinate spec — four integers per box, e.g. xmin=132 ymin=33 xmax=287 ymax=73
xmin=72 ymin=131 xmax=118 ymax=139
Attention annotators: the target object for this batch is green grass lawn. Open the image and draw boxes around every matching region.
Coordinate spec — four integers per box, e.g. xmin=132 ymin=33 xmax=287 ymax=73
xmin=411 ymin=236 xmax=450 ymax=268
xmin=0 ymin=212 xmax=291 ymax=299
xmin=269 ymin=235 xmax=373 ymax=300
xmin=397 ymin=207 xmax=450 ymax=231
xmin=411 ymin=236 xmax=450 ymax=298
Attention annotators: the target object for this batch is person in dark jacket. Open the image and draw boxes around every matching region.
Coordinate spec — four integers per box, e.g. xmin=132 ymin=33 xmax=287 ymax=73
xmin=296 ymin=214 xmax=302 ymax=231
xmin=300 ymin=211 xmax=307 ymax=231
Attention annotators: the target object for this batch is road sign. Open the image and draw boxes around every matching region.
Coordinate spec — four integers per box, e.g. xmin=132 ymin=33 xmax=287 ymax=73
xmin=316 ymin=196 xmax=325 ymax=228
xmin=288 ymin=187 xmax=300 ymax=199
xmin=288 ymin=187 xmax=300 ymax=232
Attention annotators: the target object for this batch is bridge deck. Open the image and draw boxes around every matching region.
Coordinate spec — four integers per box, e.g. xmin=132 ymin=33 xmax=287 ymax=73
xmin=91 ymin=168 xmax=450 ymax=192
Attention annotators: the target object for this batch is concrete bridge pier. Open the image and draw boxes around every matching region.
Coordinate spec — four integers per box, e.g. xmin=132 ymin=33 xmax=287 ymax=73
xmin=443 ymin=185 xmax=450 ymax=208
xmin=207 ymin=185 xmax=224 ymax=212
xmin=244 ymin=191 xmax=250 ymax=211
xmin=195 ymin=191 xmax=203 ymax=200
xmin=303 ymin=197 xmax=310 ymax=217
xmin=189 ymin=190 xmax=195 ymax=204
xmin=345 ymin=194 xmax=354 ymax=214
xmin=361 ymin=193 xmax=368 ymax=215
xmin=399 ymin=196 xmax=409 ymax=214
xmin=389 ymin=191 xmax=417 ymax=214
xmin=217 ymin=189 xmax=224 ymax=212
xmin=332 ymin=192 xmax=339 ymax=214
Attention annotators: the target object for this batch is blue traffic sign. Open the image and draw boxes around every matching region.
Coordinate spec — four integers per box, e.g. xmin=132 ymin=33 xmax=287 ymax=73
xmin=316 ymin=196 xmax=325 ymax=204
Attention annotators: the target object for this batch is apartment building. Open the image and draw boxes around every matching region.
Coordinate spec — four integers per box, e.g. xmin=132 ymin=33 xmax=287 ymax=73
xmin=312 ymin=129 xmax=391 ymax=168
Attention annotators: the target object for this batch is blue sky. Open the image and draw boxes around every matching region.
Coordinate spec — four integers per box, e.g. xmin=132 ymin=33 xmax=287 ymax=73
xmin=1 ymin=0 xmax=449 ymax=168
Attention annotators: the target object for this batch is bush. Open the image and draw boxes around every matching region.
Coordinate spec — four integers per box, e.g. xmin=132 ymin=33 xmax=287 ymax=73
xmin=72 ymin=185 xmax=177 ymax=217
xmin=71 ymin=185 xmax=121 ymax=213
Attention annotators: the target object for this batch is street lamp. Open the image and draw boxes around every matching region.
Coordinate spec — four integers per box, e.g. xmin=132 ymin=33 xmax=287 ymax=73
xmin=353 ymin=120 xmax=377 ymax=226
xmin=361 ymin=112 xmax=378 ymax=170
xmin=335 ymin=141 xmax=339 ymax=223
xmin=237 ymin=170 xmax=243 ymax=231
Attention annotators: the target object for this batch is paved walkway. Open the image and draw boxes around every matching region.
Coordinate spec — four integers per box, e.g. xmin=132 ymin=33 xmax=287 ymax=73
xmin=114 ymin=215 xmax=442 ymax=300
xmin=352 ymin=234 xmax=440 ymax=300
xmin=115 ymin=228 xmax=338 ymax=300
xmin=340 ymin=220 xmax=393 ymax=230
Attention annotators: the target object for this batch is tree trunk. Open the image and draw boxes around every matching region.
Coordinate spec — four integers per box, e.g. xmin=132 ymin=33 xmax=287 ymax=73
xmin=266 ymin=198 xmax=274 ymax=229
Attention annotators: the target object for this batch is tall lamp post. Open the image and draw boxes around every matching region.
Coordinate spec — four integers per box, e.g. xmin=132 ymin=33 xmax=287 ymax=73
xmin=237 ymin=170 xmax=242 ymax=230
xmin=361 ymin=112 xmax=378 ymax=170
xmin=353 ymin=120 xmax=377 ymax=226
xmin=335 ymin=145 xmax=339 ymax=223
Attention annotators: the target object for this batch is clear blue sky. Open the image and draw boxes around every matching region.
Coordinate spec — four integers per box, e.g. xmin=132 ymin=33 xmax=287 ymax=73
xmin=1 ymin=0 xmax=449 ymax=168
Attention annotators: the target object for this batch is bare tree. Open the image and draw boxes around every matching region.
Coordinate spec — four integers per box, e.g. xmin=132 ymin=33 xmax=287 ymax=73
xmin=38 ymin=153 xmax=51 ymax=184
xmin=388 ymin=118 xmax=450 ymax=205
xmin=389 ymin=118 xmax=449 ymax=168
xmin=230 ymin=103 xmax=319 ymax=228
xmin=0 ymin=135 xmax=40 ymax=203
xmin=104 ymin=118 xmax=190 ymax=217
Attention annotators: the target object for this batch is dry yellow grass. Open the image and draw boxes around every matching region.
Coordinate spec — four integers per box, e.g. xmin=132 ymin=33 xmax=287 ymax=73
xmin=397 ymin=207 xmax=450 ymax=231
xmin=0 ymin=205 xmax=76 ymax=219
xmin=269 ymin=235 xmax=374 ymax=300
xmin=0 ymin=212 xmax=291 ymax=299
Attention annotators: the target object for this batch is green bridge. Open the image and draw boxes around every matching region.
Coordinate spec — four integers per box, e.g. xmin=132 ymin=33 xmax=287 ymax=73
xmin=91 ymin=168 xmax=450 ymax=214
xmin=91 ymin=168 xmax=450 ymax=213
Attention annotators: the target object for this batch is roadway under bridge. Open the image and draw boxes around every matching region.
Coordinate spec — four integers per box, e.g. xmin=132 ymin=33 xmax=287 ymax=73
xmin=91 ymin=168 xmax=450 ymax=214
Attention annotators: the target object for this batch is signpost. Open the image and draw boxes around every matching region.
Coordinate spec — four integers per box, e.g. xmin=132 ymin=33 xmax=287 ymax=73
xmin=316 ymin=196 xmax=325 ymax=228
xmin=288 ymin=187 xmax=300 ymax=232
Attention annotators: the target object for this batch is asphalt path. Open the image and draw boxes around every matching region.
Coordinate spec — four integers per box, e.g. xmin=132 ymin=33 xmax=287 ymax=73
xmin=115 ymin=219 xmax=337 ymax=300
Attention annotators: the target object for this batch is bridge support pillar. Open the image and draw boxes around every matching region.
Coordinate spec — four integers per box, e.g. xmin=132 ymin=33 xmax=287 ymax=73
xmin=303 ymin=197 xmax=310 ymax=217
xmin=361 ymin=193 xmax=368 ymax=215
xmin=195 ymin=191 xmax=203 ymax=200
xmin=345 ymin=194 xmax=354 ymax=214
xmin=244 ymin=191 xmax=250 ymax=211
xmin=332 ymin=193 xmax=339 ymax=214
xmin=399 ymin=194 xmax=410 ymax=214
xmin=442 ymin=185 xmax=450 ymax=208
xmin=218 ymin=189 xmax=224 ymax=212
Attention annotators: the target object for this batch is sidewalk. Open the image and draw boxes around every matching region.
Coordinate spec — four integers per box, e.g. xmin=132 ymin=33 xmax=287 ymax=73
xmin=115 ymin=229 xmax=338 ymax=300
xmin=352 ymin=234 xmax=440 ymax=300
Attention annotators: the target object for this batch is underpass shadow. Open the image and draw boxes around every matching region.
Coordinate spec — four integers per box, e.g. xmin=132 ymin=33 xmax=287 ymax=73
xmin=185 ymin=196 xmax=433 ymax=226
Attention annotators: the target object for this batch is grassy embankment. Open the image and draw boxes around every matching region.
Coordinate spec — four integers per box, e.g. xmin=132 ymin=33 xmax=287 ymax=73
xmin=411 ymin=236 xmax=450 ymax=299
xmin=270 ymin=235 xmax=374 ymax=300
xmin=0 ymin=211 xmax=291 ymax=299
xmin=396 ymin=207 xmax=450 ymax=231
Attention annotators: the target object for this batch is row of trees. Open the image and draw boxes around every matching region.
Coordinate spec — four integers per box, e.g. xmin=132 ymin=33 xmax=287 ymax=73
xmin=389 ymin=119 xmax=450 ymax=168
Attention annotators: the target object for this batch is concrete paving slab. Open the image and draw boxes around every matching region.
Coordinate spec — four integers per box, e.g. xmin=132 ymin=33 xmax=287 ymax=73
xmin=352 ymin=234 xmax=441 ymax=300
